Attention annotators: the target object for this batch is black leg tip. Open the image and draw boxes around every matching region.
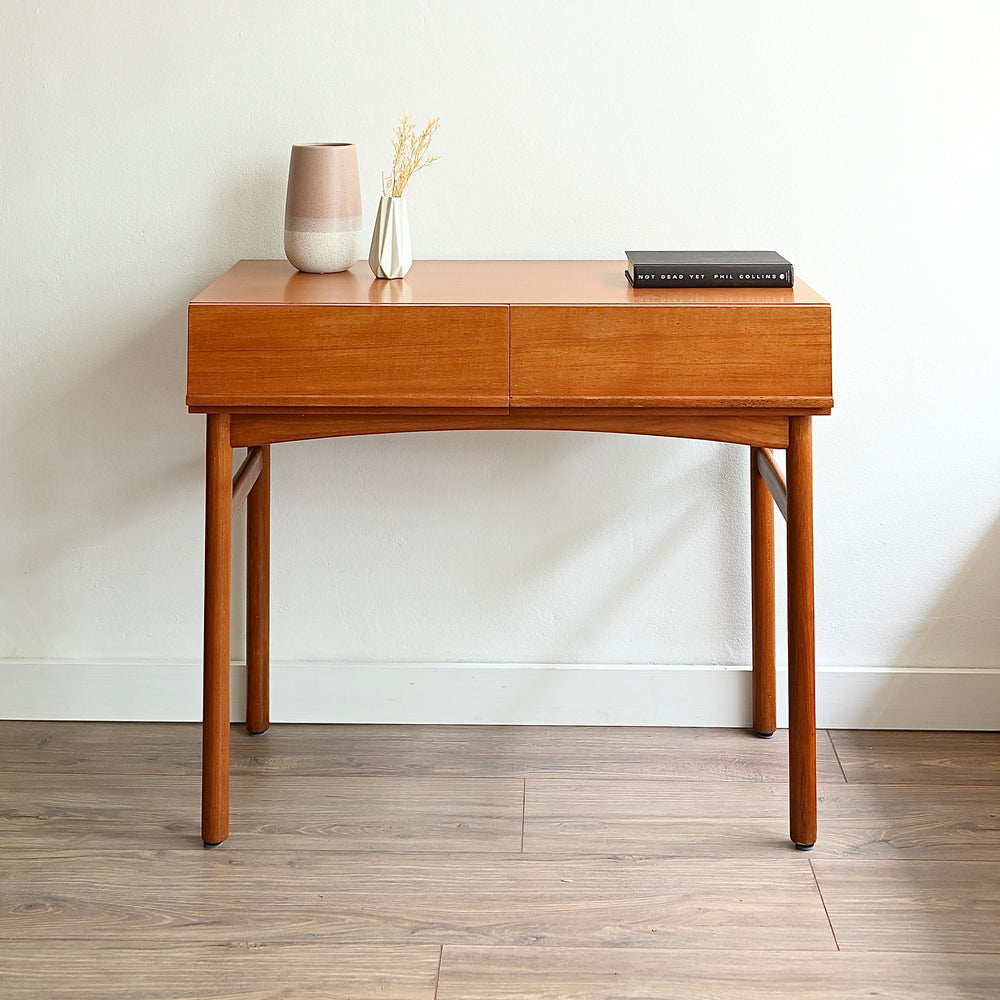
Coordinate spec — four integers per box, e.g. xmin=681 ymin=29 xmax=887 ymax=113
xmin=754 ymin=730 xmax=776 ymax=739
xmin=794 ymin=842 xmax=815 ymax=852
xmin=203 ymin=840 xmax=224 ymax=849
xmin=246 ymin=727 xmax=269 ymax=737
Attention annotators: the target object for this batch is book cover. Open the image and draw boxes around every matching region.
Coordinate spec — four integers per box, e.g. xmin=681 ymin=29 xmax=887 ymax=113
xmin=625 ymin=250 xmax=794 ymax=288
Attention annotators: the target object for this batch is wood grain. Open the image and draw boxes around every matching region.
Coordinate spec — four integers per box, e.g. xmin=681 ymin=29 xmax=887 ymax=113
xmin=787 ymin=415 xmax=816 ymax=848
xmin=188 ymin=305 xmax=510 ymax=409
xmin=830 ymin=730 xmax=1000 ymax=784
xmin=189 ymin=260 xmax=832 ymax=412
xmin=0 ymin=721 xmax=203 ymax=774
xmin=813 ymin=860 xmax=1000 ymax=953
xmin=0 ymin=941 xmax=440 ymax=1000
xmin=816 ymin=783 xmax=1000 ymax=860
xmin=523 ymin=779 xmax=1000 ymax=860
xmin=751 ymin=446 xmax=777 ymax=736
xmin=220 ymin=724 xmax=846 ymax=783
xmin=0 ymin=851 xmax=835 ymax=950
xmin=523 ymin=778 xmax=792 ymax=857
xmin=3 ymin=722 xmax=1000 ymax=998
xmin=0 ymin=774 xmax=524 ymax=851
xmin=0 ymin=722 xmax=845 ymax=782
xmin=245 ymin=443 xmax=270 ymax=735
xmin=510 ymin=305 xmax=831 ymax=408
xmin=756 ymin=445 xmax=788 ymax=519
xmin=228 ymin=409 xmax=793 ymax=448
xmin=202 ymin=413 xmax=232 ymax=845
xmin=230 ymin=445 xmax=262 ymax=515
xmin=191 ymin=259 xmax=830 ymax=308
xmin=437 ymin=946 xmax=1000 ymax=1000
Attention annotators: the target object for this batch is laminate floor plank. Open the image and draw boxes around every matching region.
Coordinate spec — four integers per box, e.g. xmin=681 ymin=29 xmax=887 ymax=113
xmin=816 ymin=783 xmax=1000 ymax=860
xmin=830 ymin=730 xmax=1000 ymax=784
xmin=436 ymin=945 xmax=1000 ymax=1000
xmin=524 ymin=778 xmax=790 ymax=857
xmin=220 ymin=725 xmax=845 ymax=783
xmin=0 ymin=721 xmax=845 ymax=783
xmin=0 ymin=850 xmax=835 ymax=951
xmin=523 ymin=779 xmax=1000 ymax=859
xmin=0 ymin=773 xmax=524 ymax=852
xmin=0 ymin=721 xmax=202 ymax=775
xmin=0 ymin=940 xmax=440 ymax=1000
xmin=813 ymin=859 xmax=1000 ymax=953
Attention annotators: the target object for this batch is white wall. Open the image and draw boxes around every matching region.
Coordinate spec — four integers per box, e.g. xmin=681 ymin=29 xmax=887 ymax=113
xmin=3 ymin=1 xmax=999 ymax=725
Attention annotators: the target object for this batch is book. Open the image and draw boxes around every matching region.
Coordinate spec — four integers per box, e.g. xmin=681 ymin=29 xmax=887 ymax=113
xmin=625 ymin=250 xmax=794 ymax=288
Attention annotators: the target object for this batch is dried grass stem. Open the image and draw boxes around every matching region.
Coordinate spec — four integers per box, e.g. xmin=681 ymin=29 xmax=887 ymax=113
xmin=381 ymin=112 xmax=440 ymax=198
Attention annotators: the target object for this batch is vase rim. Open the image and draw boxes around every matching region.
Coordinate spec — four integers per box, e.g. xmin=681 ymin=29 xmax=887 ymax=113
xmin=293 ymin=142 xmax=355 ymax=148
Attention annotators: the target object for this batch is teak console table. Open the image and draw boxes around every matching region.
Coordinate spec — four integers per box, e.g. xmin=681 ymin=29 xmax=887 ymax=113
xmin=187 ymin=259 xmax=833 ymax=849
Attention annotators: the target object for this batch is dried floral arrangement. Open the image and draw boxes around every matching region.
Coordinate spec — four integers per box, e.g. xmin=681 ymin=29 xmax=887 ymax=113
xmin=381 ymin=112 xmax=440 ymax=198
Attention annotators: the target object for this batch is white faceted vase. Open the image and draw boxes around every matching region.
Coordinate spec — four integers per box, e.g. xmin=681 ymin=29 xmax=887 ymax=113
xmin=283 ymin=143 xmax=363 ymax=273
xmin=369 ymin=196 xmax=412 ymax=279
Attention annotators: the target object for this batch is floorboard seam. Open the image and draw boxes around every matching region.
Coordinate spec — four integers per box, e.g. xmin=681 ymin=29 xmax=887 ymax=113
xmin=827 ymin=730 xmax=849 ymax=784
xmin=433 ymin=944 xmax=444 ymax=1000
xmin=809 ymin=858 xmax=841 ymax=951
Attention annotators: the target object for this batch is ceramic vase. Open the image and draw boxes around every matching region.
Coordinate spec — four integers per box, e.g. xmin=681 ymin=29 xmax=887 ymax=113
xmin=283 ymin=143 xmax=363 ymax=273
xmin=368 ymin=195 xmax=412 ymax=279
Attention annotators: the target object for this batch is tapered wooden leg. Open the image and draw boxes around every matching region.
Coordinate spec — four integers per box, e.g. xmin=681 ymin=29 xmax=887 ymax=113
xmin=202 ymin=413 xmax=232 ymax=847
xmin=786 ymin=416 xmax=817 ymax=850
xmin=246 ymin=444 xmax=270 ymax=736
xmin=750 ymin=447 xmax=776 ymax=738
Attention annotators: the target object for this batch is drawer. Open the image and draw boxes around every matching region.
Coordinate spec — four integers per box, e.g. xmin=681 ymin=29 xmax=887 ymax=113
xmin=188 ymin=304 xmax=510 ymax=409
xmin=510 ymin=305 xmax=832 ymax=409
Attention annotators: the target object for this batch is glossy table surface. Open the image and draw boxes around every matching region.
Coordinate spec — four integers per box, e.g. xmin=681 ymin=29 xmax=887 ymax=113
xmin=192 ymin=258 xmax=829 ymax=306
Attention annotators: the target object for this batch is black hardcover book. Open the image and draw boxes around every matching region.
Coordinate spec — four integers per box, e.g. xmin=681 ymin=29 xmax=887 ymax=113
xmin=625 ymin=250 xmax=794 ymax=288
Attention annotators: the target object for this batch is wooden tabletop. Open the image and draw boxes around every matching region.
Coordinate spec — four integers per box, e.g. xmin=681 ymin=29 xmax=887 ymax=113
xmin=192 ymin=259 xmax=828 ymax=308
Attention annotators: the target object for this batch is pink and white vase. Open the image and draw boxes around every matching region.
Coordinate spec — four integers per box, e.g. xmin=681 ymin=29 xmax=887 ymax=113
xmin=283 ymin=143 xmax=363 ymax=273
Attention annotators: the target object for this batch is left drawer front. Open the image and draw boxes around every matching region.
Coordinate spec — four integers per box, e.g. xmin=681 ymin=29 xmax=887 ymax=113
xmin=187 ymin=305 xmax=510 ymax=409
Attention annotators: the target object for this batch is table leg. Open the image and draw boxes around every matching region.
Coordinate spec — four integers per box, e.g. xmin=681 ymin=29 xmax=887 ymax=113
xmin=246 ymin=444 xmax=270 ymax=735
xmin=750 ymin=446 xmax=776 ymax=738
xmin=202 ymin=413 xmax=232 ymax=847
xmin=786 ymin=416 xmax=817 ymax=850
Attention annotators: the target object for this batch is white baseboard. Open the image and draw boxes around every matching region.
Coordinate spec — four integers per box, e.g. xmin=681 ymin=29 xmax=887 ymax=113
xmin=2 ymin=661 xmax=998 ymax=730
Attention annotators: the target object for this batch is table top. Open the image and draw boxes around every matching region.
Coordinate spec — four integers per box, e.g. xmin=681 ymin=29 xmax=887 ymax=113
xmin=192 ymin=259 xmax=828 ymax=308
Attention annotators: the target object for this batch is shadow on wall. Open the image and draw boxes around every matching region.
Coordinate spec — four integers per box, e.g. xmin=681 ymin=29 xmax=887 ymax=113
xmin=470 ymin=431 xmax=751 ymax=661
xmin=271 ymin=426 xmax=752 ymax=665
xmin=895 ymin=513 xmax=1000 ymax=669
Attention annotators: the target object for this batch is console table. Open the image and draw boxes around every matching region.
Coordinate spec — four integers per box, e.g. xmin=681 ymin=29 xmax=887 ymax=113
xmin=187 ymin=259 xmax=833 ymax=849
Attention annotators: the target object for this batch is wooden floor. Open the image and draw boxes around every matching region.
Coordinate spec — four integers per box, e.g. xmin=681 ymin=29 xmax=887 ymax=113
xmin=2 ymin=722 xmax=999 ymax=998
